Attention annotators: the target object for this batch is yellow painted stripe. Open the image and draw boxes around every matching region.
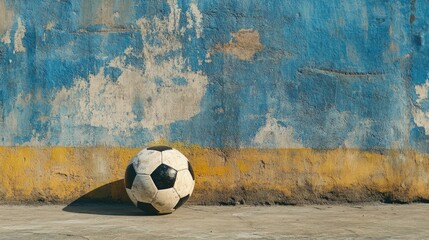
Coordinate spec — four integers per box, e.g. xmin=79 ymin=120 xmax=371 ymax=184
xmin=0 ymin=144 xmax=428 ymax=204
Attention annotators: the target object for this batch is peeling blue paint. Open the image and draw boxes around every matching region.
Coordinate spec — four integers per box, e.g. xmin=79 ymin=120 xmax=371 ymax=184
xmin=0 ymin=0 xmax=426 ymax=151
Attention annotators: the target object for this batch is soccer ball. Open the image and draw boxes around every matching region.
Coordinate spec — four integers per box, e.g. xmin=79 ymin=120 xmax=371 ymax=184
xmin=124 ymin=146 xmax=195 ymax=214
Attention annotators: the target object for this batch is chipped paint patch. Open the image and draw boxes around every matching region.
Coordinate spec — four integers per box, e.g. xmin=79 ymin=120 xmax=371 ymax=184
xmin=0 ymin=0 xmax=420 ymax=152
xmin=413 ymin=75 xmax=429 ymax=134
xmin=0 ymin=0 xmax=13 ymax=44
xmin=166 ymin=0 xmax=181 ymax=33
xmin=218 ymin=29 xmax=263 ymax=61
xmin=253 ymin=115 xmax=303 ymax=148
xmin=0 ymin=1 xmax=14 ymax=36
xmin=189 ymin=3 xmax=203 ymax=38
xmin=412 ymin=107 xmax=429 ymax=134
xmin=45 ymin=20 xmax=56 ymax=31
xmin=1 ymin=30 xmax=11 ymax=44
xmin=343 ymin=119 xmax=372 ymax=148
xmin=50 ymin=0 xmax=208 ymax=140
xmin=14 ymin=18 xmax=26 ymax=53
xmin=415 ymin=80 xmax=429 ymax=104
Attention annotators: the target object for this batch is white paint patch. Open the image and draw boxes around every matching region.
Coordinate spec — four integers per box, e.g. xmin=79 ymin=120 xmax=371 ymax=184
xmin=124 ymin=46 xmax=133 ymax=55
xmin=50 ymin=0 xmax=208 ymax=139
xmin=253 ymin=115 xmax=303 ymax=148
xmin=186 ymin=11 xmax=194 ymax=29
xmin=43 ymin=20 xmax=56 ymax=42
xmin=412 ymin=107 xmax=429 ymax=134
xmin=415 ymin=80 xmax=429 ymax=104
xmin=1 ymin=29 xmax=11 ymax=44
xmin=167 ymin=0 xmax=181 ymax=33
xmin=343 ymin=119 xmax=372 ymax=148
xmin=0 ymin=0 xmax=14 ymax=36
xmin=45 ymin=20 xmax=56 ymax=31
xmin=189 ymin=3 xmax=203 ymax=38
xmin=52 ymin=69 xmax=137 ymax=133
xmin=23 ymin=131 xmax=48 ymax=147
xmin=205 ymin=51 xmax=212 ymax=63
xmin=14 ymin=18 xmax=26 ymax=53
xmin=413 ymin=74 xmax=429 ymax=134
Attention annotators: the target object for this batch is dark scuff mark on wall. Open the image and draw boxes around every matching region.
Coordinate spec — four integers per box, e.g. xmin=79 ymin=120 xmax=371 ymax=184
xmin=297 ymin=67 xmax=384 ymax=78
xmin=410 ymin=0 xmax=416 ymax=25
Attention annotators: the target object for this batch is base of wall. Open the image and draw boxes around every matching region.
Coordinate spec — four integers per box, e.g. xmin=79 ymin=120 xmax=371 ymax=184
xmin=1 ymin=144 xmax=428 ymax=204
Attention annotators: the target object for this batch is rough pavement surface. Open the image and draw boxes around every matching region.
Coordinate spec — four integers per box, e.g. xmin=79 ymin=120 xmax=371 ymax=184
xmin=0 ymin=203 xmax=428 ymax=239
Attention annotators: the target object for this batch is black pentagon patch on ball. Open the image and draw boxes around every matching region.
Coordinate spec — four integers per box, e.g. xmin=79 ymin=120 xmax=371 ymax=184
xmin=188 ymin=162 xmax=195 ymax=180
xmin=151 ymin=164 xmax=177 ymax=190
xmin=137 ymin=202 xmax=159 ymax=215
xmin=174 ymin=194 xmax=190 ymax=210
xmin=147 ymin=145 xmax=172 ymax=152
xmin=124 ymin=164 xmax=137 ymax=189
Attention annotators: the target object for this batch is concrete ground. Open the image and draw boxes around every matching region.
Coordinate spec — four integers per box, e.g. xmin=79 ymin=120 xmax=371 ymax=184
xmin=0 ymin=203 xmax=428 ymax=239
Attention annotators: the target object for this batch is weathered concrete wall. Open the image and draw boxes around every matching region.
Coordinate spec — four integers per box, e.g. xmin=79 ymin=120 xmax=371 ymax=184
xmin=1 ymin=0 xmax=429 ymax=204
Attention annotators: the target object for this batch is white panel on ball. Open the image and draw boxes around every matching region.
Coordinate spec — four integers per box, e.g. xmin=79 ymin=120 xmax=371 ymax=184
xmin=131 ymin=175 xmax=158 ymax=203
xmin=173 ymin=169 xmax=195 ymax=198
xmin=162 ymin=149 xmax=189 ymax=171
xmin=133 ymin=150 xmax=162 ymax=174
xmin=126 ymin=188 xmax=138 ymax=205
xmin=151 ymin=188 xmax=180 ymax=213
